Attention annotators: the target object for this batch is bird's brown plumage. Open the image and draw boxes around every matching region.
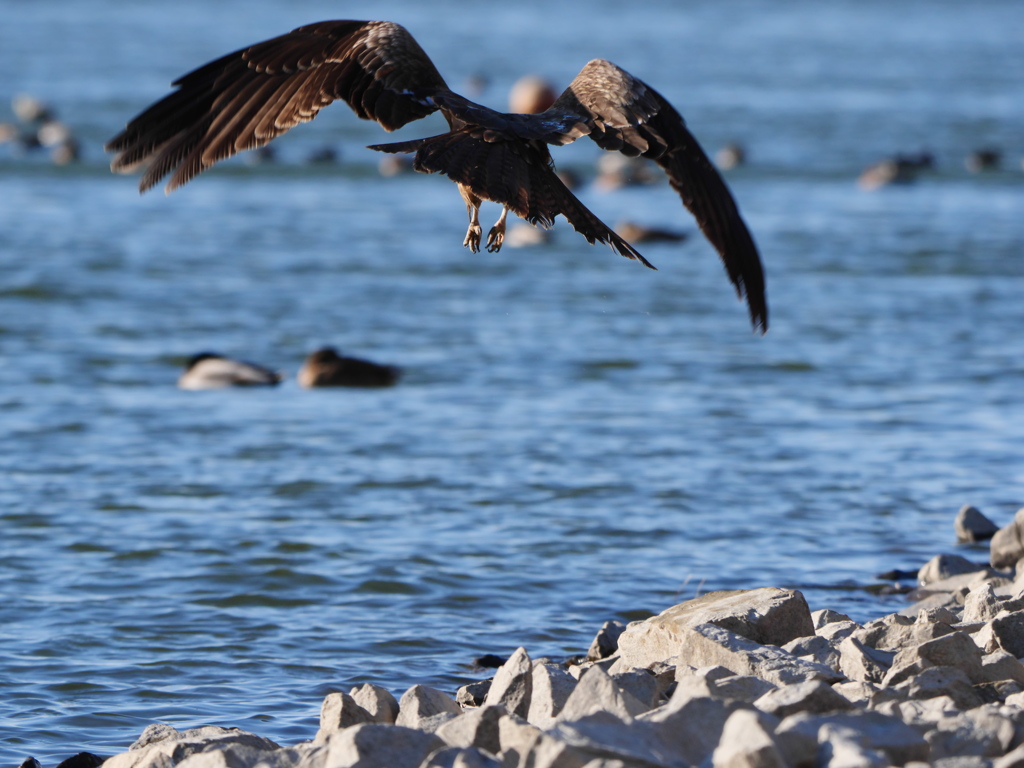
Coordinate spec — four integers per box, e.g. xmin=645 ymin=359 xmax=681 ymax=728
xmin=107 ymin=20 xmax=768 ymax=332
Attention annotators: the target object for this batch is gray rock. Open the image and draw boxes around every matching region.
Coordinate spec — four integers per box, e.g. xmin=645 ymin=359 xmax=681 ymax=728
xmin=641 ymin=694 xmax=741 ymax=767
xmin=322 ymin=723 xmax=444 ymax=768
xmin=348 ymin=683 xmax=399 ymax=725
xmin=512 ymin=730 xmax=588 ymax=768
xmin=753 ymin=680 xmax=853 ymax=719
xmin=812 ymin=609 xmax=853 ymax=630
xmin=395 ymin=685 xmax=462 ymax=731
xmin=837 ymin=636 xmax=894 ymax=684
xmin=420 ymin=746 xmax=502 ymax=768
xmin=775 ymin=711 xmax=930 ymax=765
xmin=987 ymin=611 xmax=1024 ymax=658
xmin=314 ymin=692 xmax=374 ymax=744
xmin=609 ymin=671 xmax=660 ymax=709
xmin=816 ymin=724 xmax=888 ymax=768
xmin=557 ymin=666 xmax=650 ymax=722
xmin=615 ymin=590 xmax=815 ymax=662
xmin=918 ymin=606 xmax=962 ymax=626
xmin=434 ymin=705 xmax=506 ymax=755
xmin=926 ymin=706 xmax=1016 ymax=759
xmin=495 ymin=716 xmax=543 ymax=766
xmin=527 ymin=663 xmax=578 ymax=728
xmin=106 ymin=727 xmax=280 ymax=768
xmin=587 ymin=621 xmax=626 ymax=661
xmin=884 ymin=631 xmax=988 ymax=687
xmin=991 ymin=509 xmax=1024 ymax=570
xmin=456 ymin=680 xmax=491 ymax=708
xmin=957 ymin=505 xmax=1001 ymax=543
xmin=816 ymin=620 xmax=861 ymax=646
xmin=963 ymin=583 xmax=1009 ymax=624
xmin=995 ymin=742 xmax=1024 ymax=768
xmin=982 ymin=651 xmax=1024 ymax=685
xmin=711 ymin=709 xmax=786 ymax=768
xmin=920 ymin=554 xmax=987 ymax=586
xmin=893 ymin=666 xmax=984 ymax=710
xmin=784 ymin=634 xmax=841 ymax=672
xmin=853 ymin=612 xmax=952 ymax=652
xmin=621 ymin=622 xmax=840 ymax=688
xmin=831 ymin=680 xmax=905 ymax=708
xmin=710 ymin=676 xmax=777 ymax=704
xmin=552 ymin=710 xmax=689 ymax=768
xmin=482 ymin=647 xmax=532 ymax=719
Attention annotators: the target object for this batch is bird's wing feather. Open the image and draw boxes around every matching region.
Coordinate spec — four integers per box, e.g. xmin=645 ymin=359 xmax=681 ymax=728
xmin=106 ymin=20 xmax=448 ymax=192
xmin=373 ymin=131 xmax=655 ymax=269
xmin=540 ymin=59 xmax=767 ymax=332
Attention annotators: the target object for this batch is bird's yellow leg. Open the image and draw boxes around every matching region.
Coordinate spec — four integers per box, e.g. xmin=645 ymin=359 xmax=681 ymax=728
xmin=459 ymin=184 xmax=482 ymax=253
xmin=486 ymin=206 xmax=509 ymax=253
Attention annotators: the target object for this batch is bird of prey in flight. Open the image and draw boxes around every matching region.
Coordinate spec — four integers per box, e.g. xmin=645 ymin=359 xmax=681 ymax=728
xmin=106 ymin=20 xmax=768 ymax=332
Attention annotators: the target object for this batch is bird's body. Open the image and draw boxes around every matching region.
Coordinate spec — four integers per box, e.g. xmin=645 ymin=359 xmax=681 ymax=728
xmin=178 ymin=352 xmax=282 ymax=390
xmin=297 ymin=347 xmax=400 ymax=388
xmin=107 ymin=20 xmax=767 ymax=332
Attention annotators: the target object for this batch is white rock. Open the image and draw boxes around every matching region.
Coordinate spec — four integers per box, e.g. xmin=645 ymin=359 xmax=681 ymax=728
xmin=557 ymin=666 xmax=649 ymax=722
xmin=314 ymin=692 xmax=373 ymax=744
xmin=434 ymin=705 xmax=506 ymax=755
xmin=395 ymin=685 xmax=461 ymax=731
xmin=322 ymin=723 xmax=444 ymax=768
xmin=483 ymin=647 xmax=532 ymax=719
xmin=527 ymin=663 xmax=578 ymax=728
xmin=919 ymin=554 xmax=987 ymax=586
xmin=836 ymin=636 xmax=893 ymax=684
xmin=991 ymin=508 xmax=1024 ymax=569
xmin=753 ymin=680 xmax=853 ymax=718
xmin=956 ymin=505 xmax=1000 ymax=543
xmin=348 ymin=683 xmax=399 ymax=724
xmin=711 ymin=709 xmax=786 ymax=768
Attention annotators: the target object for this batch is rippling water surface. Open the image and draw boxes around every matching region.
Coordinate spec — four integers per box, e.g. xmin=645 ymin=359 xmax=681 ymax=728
xmin=2 ymin=0 xmax=1023 ymax=762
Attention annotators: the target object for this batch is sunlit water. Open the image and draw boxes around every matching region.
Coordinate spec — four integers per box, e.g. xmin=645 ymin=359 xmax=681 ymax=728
xmin=1 ymin=0 xmax=1023 ymax=763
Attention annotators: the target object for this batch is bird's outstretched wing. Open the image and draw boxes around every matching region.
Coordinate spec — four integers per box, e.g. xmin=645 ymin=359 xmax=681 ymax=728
xmin=539 ymin=60 xmax=768 ymax=332
xmin=372 ymin=130 xmax=655 ymax=269
xmin=106 ymin=20 xmax=448 ymax=193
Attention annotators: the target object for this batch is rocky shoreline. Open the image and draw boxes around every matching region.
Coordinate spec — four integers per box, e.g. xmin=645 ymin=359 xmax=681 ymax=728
xmin=27 ymin=504 xmax=1024 ymax=768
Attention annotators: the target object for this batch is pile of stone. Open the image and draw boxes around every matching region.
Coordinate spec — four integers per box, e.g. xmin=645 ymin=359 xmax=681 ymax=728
xmin=82 ymin=505 xmax=1024 ymax=767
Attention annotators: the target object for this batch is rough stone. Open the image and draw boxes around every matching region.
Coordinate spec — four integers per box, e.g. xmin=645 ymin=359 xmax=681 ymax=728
xmin=395 ymin=685 xmax=462 ymax=731
xmin=816 ymin=620 xmax=861 ymax=646
xmin=621 ymin=622 xmax=839 ymax=688
xmin=853 ymin=612 xmax=953 ymax=652
xmin=314 ymin=693 xmax=374 ymax=744
xmin=557 ymin=666 xmax=650 ymax=722
xmin=831 ymin=680 xmax=905 ymax=709
xmin=987 ymin=611 xmax=1024 ymax=658
xmin=496 ymin=715 xmax=543 ymax=765
xmin=420 ymin=746 xmax=502 ymax=768
xmin=106 ymin=727 xmax=280 ymax=768
xmin=983 ymin=651 xmax=1024 ymax=685
xmin=641 ymin=693 xmax=742 ymax=767
xmin=527 ymin=663 xmax=578 ymax=728
xmin=784 ymin=634 xmax=841 ymax=672
xmin=893 ymin=666 xmax=984 ymax=710
xmin=609 ymin=671 xmax=660 ymax=709
xmin=775 ymin=711 xmax=930 ymax=765
xmin=991 ymin=508 xmax=1024 ymax=570
xmin=754 ymin=680 xmax=853 ymax=719
xmin=553 ymin=710 xmax=688 ymax=768
xmin=812 ymin=609 xmax=853 ymax=630
xmin=587 ymin=621 xmax=626 ymax=661
xmin=483 ymin=646 xmax=532 ymax=719
xmin=884 ymin=631 xmax=988 ymax=687
xmin=957 ymin=505 xmax=1001 ymax=543
xmin=816 ymin=724 xmax=888 ymax=768
xmin=615 ymin=590 xmax=814 ymax=664
xmin=348 ymin=683 xmax=399 ymax=725
xmin=322 ymin=723 xmax=444 ymax=768
xmin=995 ymin=742 xmax=1024 ymax=768
xmin=919 ymin=554 xmax=988 ymax=585
xmin=456 ymin=680 xmax=491 ymax=708
xmin=926 ymin=707 xmax=1017 ymax=759
xmin=434 ymin=705 xmax=507 ymax=755
xmin=711 ymin=709 xmax=786 ymax=768
xmin=837 ymin=636 xmax=894 ymax=684
xmin=710 ymin=675 xmax=777 ymax=704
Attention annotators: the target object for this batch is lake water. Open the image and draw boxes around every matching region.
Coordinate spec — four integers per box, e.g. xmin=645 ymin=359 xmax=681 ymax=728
xmin=1 ymin=0 xmax=1023 ymax=763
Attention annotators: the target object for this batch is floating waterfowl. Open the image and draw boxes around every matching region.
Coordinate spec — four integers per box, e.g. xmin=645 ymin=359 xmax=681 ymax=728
xmin=106 ymin=20 xmax=767 ymax=332
xmin=297 ymin=347 xmax=400 ymax=388
xmin=177 ymin=352 xmax=283 ymax=390
xmin=857 ymin=152 xmax=934 ymax=190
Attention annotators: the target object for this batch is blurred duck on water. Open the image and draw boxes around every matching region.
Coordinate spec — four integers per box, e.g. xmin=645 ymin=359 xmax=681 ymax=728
xmin=178 ymin=352 xmax=283 ymax=390
xmin=297 ymin=347 xmax=401 ymax=389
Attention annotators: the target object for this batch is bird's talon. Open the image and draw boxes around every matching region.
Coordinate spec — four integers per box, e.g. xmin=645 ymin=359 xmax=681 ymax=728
xmin=463 ymin=225 xmax=482 ymax=253
xmin=486 ymin=228 xmax=504 ymax=253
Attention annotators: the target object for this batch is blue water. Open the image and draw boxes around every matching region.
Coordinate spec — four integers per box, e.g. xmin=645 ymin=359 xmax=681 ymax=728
xmin=2 ymin=0 xmax=1023 ymax=763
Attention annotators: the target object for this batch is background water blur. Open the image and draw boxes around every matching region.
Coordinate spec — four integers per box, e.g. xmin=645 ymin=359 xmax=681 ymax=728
xmin=1 ymin=0 xmax=1023 ymax=762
